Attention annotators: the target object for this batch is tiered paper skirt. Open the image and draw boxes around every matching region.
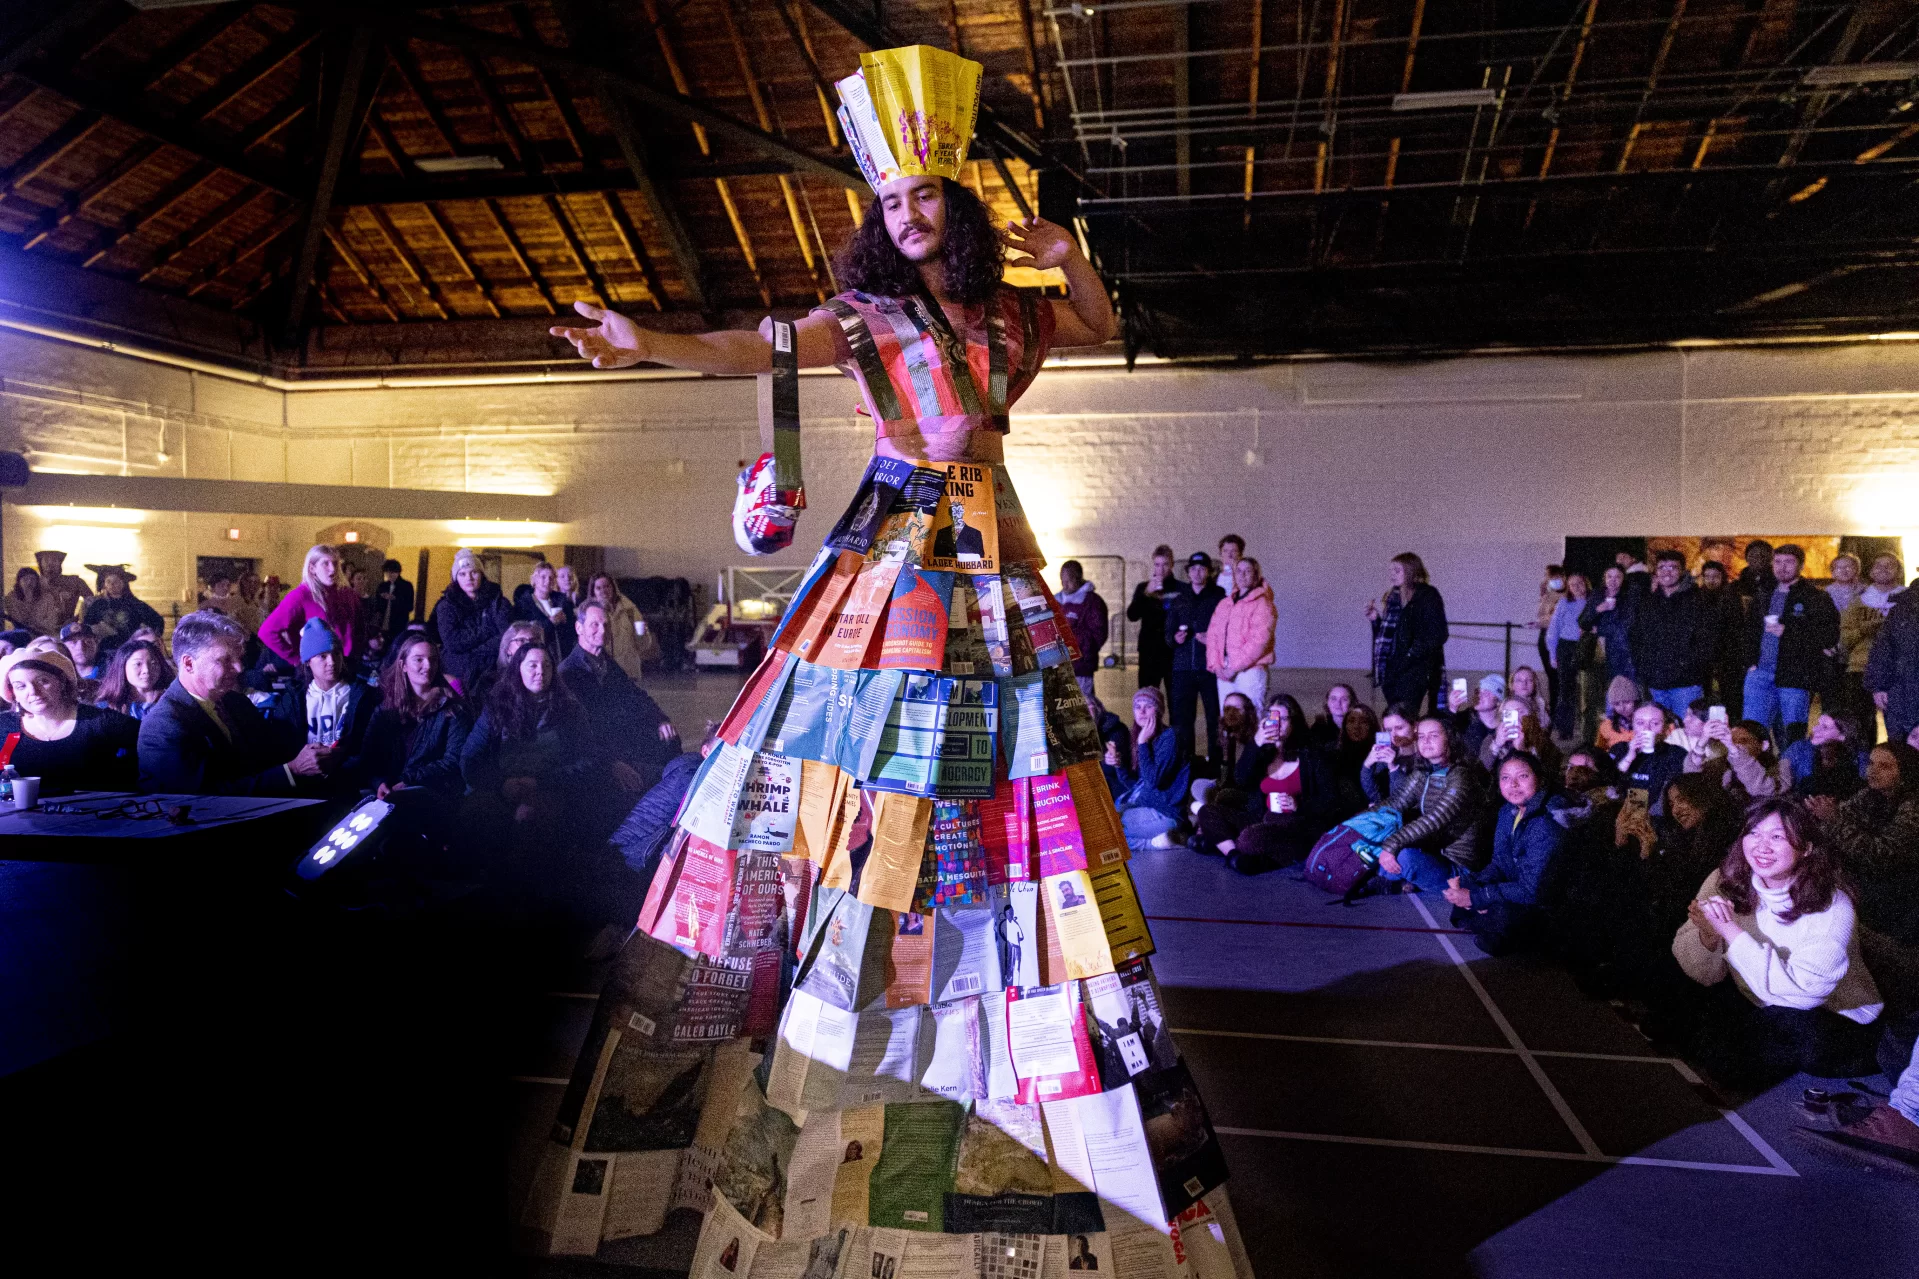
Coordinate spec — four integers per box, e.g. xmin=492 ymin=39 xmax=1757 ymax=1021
xmin=526 ymin=457 xmax=1250 ymax=1279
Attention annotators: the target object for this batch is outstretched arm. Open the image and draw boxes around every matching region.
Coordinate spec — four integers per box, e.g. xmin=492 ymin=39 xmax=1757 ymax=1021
xmin=1005 ymin=216 xmax=1115 ymax=348
xmin=550 ymin=303 xmax=842 ymax=375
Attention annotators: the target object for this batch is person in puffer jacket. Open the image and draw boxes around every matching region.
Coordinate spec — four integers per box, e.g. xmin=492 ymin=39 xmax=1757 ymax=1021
xmin=1372 ymin=715 xmax=1487 ymax=894
xmin=1205 ymin=557 xmax=1277 ymax=713
xmin=1442 ymin=751 xmax=1566 ymax=955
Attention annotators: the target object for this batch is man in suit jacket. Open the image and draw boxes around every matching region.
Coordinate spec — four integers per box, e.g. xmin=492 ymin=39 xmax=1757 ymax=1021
xmin=138 ymin=610 xmax=323 ymax=795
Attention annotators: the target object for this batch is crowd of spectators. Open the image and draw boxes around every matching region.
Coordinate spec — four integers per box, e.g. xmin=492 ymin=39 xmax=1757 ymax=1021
xmin=1106 ymin=537 xmax=1919 ymax=1151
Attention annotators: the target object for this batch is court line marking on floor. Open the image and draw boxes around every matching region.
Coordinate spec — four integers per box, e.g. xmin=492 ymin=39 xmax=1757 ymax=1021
xmin=1172 ymin=1027 xmax=1693 ymax=1066
xmin=1146 ymin=913 xmax=1469 ymax=936
xmin=1405 ymin=892 xmax=1798 ymax=1178
xmin=1214 ymin=1126 xmax=1796 ymax=1176
xmin=1406 ymin=892 xmax=1604 ymax=1156
xmin=511 ymin=1076 xmax=570 ymax=1086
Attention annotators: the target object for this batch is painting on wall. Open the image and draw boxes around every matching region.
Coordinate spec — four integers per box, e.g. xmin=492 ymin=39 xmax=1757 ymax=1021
xmin=1564 ymin=536 xmax=1902 ymax=586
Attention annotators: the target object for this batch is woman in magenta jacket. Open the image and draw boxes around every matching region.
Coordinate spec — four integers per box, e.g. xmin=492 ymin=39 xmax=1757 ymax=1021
xmin=260 ymin=544 xmax=361 ymax=669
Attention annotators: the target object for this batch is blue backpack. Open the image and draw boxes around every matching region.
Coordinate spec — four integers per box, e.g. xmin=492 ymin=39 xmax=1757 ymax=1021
xmin=1303 ymin=808 xmax=1403 ymax=898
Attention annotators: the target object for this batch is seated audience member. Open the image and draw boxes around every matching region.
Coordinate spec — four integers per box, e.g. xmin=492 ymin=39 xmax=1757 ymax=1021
xmin=1594 ymin=675 xmax=1639 ymax=751
xmin=259 ymin=545 xmax=359 ymax=672
xmin=1447 ymin=673 xmax=1505 ymax=761
xmin=461 ymin=637 xmax=595 ymax=841
xmin=1308 ymin=683 xmax=1359 ymax=748
xmin=610 ymin=727 xmax=714 ymax=898
xmin=1796 ymin=1024 xmax=1919 ymax=1179
xmin=1111 ymin=687 xmax=1190 ymax=850
xmin=0 ymin=629 xmax=26 ymax=660
xmin=514 ymin=560 xmax=579 ymax=657
xmin=139 ymin=611 xmax=321 ymax=795
xmin=1372 ymin=716 xmax=1486 ymax=894
xmin=270 ymin=619 xmax=376 ymax=793
xmin=559 ymin=599 xmax=678 ymax=799
xmin=1480 ymin=696 xmax=1563 ymax=778
xmin=1610 ymin=702 xmax=1687 ymax=815
xmin=95 ymin=638 xmax=173 ymax=722
xmin=1197 ymin=693 xmax=1338 ymax=873
xmin=81 ymin=567 xmax=164 ymax=660
xmin=1676 ymin=699 xmax=1728 ymax=777
xmin=429 ymin=549 xmax=512 ymax=694
xmin=587 ymin=573 xmax=655 ymax=682
xmin=1442 ymin=752 xmax=1565 ymax=955
xmin=7 ymin=567 xmax=72 ymax=637
xmin=1360 ymin=704 xmax=1418 ymax=804
xmin=1672 ymin=799 xmax=1883 ymax=1085
xmin=1562 ymin=745 xmax=1621 ymax=806
xmin=1812 ymin=742 xmax=1919 ymax=944
xmin=1092 ymin=696 xmax=1133 ymax=794
xmin=1696 ymin=717 xmax=1793 ymax=799
xmin=0 ymin=648 xmax=138 ymax=794
xmin=1327 ymin=703 xmax=1381 ymax=817
xmin=1509 ymin=665 xmax=1552 ymax=729
xmin=1204 ymin=690 xmax=1259 ymax=784
xmin=61 ymin=623 xmax=104 ymax=689
xmin=358 ymin=632 xmax=472 ymax=800
xmin=1786 ymin=713 xmax=1867 ymax=801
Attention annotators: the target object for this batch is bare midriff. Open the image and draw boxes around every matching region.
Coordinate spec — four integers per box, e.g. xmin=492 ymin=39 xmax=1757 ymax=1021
xmin=872 ymin=417 xmax=1005 ymax=463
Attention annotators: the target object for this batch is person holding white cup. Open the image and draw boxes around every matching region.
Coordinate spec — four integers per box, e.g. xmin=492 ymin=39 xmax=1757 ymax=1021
xmin=0 ymin=647 xmax=139 ymax=796
xmin=586 ymin=573 xmax=657 ymax=682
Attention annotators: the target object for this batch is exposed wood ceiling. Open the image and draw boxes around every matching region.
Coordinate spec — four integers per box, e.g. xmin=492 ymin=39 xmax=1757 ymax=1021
xmin=1 ymin=0 xmax=1917 ymax=370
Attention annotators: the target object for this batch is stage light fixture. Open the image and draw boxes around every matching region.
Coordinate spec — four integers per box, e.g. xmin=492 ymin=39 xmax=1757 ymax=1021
xmin=295 ymin=797 xmax=395 ymax=882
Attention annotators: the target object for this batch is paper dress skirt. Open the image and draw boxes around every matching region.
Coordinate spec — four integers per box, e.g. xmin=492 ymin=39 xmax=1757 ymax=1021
xmin=524 ymin=455 xmax=1252 ymax=1279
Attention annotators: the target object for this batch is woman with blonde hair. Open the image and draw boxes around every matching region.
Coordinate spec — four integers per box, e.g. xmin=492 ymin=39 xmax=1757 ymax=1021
xmin=259 ymin=544 xmax=361 ymax=669
xmin=586 ymin=573 xmax=658 ymax=681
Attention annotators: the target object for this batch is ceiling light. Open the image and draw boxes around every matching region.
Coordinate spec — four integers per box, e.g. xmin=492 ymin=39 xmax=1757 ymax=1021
xmin=1801 ymin=62 xmax=1919 ymax=87
xmin=414 ymin=155 xmax=507 ymax=174
xmin=1392 ymin=89 xmax=1499 ymax=112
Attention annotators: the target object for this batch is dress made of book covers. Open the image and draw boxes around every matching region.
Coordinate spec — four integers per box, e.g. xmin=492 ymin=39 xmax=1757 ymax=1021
xmin=524 ymin=286 xmax=1253 ymax=1279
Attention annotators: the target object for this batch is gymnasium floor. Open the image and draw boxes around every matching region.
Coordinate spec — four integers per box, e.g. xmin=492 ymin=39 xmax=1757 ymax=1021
xmin=510 ymin=671 xmax=1919 ymax=1278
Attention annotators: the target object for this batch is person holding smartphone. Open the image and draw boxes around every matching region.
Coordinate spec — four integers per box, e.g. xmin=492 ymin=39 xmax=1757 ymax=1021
xmin=1194 ymin=693 xmax=1338 ymax=873
xmin=1360 ymin=705 xmax=1419 ymax=804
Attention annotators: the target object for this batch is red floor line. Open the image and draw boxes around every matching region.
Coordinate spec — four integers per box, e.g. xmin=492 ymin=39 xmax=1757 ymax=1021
xmin=1145 ymin=913 xmax=1471 ymax=936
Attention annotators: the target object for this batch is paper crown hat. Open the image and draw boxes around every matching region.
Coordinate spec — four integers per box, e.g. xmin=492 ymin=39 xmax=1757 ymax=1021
xmin=836 ymin=45 xmax=983 ymax=193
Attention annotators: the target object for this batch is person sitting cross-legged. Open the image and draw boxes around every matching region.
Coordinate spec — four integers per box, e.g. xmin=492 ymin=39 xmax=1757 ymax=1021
xmin=1441 ymin=751 xmax=1566 ymax=955
xmin=1371 ymin=715 xmax=1487 ymax=895
xmin=137 ymin=610 xmax=320 ymax=795
xmin=1195 ymin=693 xmax=1340 ymax=874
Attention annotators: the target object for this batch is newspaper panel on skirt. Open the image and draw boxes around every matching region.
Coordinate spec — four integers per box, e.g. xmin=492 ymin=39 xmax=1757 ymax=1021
xmin=523 ymin=456 xmax=1248 ymax=1279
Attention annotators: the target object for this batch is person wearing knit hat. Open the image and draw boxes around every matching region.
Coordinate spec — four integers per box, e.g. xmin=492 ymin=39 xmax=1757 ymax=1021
xmin=427 ymin=548 xmax=510 ymax=692
xmin=0 ymin=644 xmax=139 ymax=794
xmin=268 ymin=618 xmax=374 ymax=785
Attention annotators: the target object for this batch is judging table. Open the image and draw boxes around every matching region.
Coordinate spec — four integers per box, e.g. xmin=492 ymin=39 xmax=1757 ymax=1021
xmin=0 ymin=790 xmax=323 ymax=861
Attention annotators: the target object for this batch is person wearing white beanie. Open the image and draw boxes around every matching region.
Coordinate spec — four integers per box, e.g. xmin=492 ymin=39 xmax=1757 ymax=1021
xmin=428 ymin=549 xmax=510 ymax=691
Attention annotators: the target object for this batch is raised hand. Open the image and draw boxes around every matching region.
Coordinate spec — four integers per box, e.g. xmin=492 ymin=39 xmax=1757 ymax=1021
xmin=550 ymin=300 xmax=650 ymax=368
xmin=1004 ymin=216 xmax=1077 ymax=270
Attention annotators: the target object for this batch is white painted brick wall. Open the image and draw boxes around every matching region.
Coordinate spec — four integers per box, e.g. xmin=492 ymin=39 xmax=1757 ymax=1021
xmin=4 ymin=330 xmax=1917 ymax=668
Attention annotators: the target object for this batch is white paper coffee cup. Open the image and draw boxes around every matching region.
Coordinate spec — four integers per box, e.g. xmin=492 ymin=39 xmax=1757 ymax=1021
xmin=12 ymin=776 xmax=41 ymax=810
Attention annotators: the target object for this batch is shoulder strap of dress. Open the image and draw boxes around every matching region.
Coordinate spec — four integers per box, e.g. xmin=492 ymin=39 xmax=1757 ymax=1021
xmin=1015 ymin=289 xmax=1043 ymax=388
xmin=823 ymin=297 xmax=902 ymax=422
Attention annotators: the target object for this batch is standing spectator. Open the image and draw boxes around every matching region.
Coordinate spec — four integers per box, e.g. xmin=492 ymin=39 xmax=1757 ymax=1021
xmin=1127 ymin=545 xmax=1181 ymax=697
xmin=587 ymin=573 xmax=656 ymax=683
xmin=1056 ymin=560 xmax=1108 ymax=705
xmin=1695 ymin=560 xmax=1748 ymax=720
xmin=560 ymin=599 xmax=679 ymax=796
xmin=1547 ymin=572 xmax=1593 ymax=741
xmin=1867 ymin=585 xmax=1919 ymax=747
xmin=1671 ymin=799 xmax=1882 ymax=1086
xmin=1367 ymin=552 xmax=1448 ymax=715
xmin=429 ymin=549 xmax=512 ymax=694
xmin=259 ymin=545 xmax=361 ymax=671
xmin=232 ymin=571 xmax=266 ymax=636
xmin=1165 ymin=552 xmax=1225 ymax=760
xmin=1837 ymin=555 xmax=1903 ymax=742
xmin=0 ymin=647 xmax=139 ymax=795
xmin=7 ymin=567 xmax=71 ymax=637
xmin=1216 ymin=534 xmax=1245 ymax=585
xmin=1441 ymin=752 xmax=1565 ymax=956
xmin=371 ymin=559 xmax=416 ymax=650
xmin=1743 ymin=543 xmax=1840 ymax=748
xmin=32 ymin=550 xmax=92 ymax=629
xmin=1735 ymin=539 xmax=1775 ymax=603
xmin=515 ymin=560 xmax=579 ymax=658
xmin=1581 ymin=565 xmax=1637 ymax=690
xmin=137 ymin=610 xmax=320 ymax=795
xmin=1536 ymin=565 xmax=1567 ymax=716
xmin=1308 ymin=682 xmax=1359 ymax=748
xmin=1826 ymin=553 xmax=1865 ymax=615
xmin=1630 ymin=550 xmax=1711 ymax=720
xmin=95 ymin=638 xmax=173 ymax=722
xmin=555 ymin=564 xmax=586 ymax=608
xmin=199 ymin=572 xmax=244 ymax=621
xmin=1372 ymin=716 xmax=1486 ymax=894
xmin=1111 ymin=686 xmax=1190 ymax=850
xmin=1206 ymin=557 xmax=1277 ymax=714
xmin=81 ymin=567 xmax=163 ymax=660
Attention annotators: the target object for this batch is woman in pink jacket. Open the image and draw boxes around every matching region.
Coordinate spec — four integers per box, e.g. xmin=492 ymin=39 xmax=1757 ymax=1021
xmin=260 ymin=544 xmax=361 ymax=669
xmin=1206 ymin=557 xmax=1278 ymax=713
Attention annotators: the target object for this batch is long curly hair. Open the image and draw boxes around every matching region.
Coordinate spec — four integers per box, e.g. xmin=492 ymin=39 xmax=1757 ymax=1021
xmin=1716 ymin=797 xmax=1842 ymax=923
xmin=835 ymin=178 xmax=1005 ymax=305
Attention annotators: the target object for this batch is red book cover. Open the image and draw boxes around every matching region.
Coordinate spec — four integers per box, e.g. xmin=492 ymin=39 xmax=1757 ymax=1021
xmin=1006 ymin=981 xmax=1101 ymax=1104
xmin=1031 ymin=774 xmax=1091 ymax=878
